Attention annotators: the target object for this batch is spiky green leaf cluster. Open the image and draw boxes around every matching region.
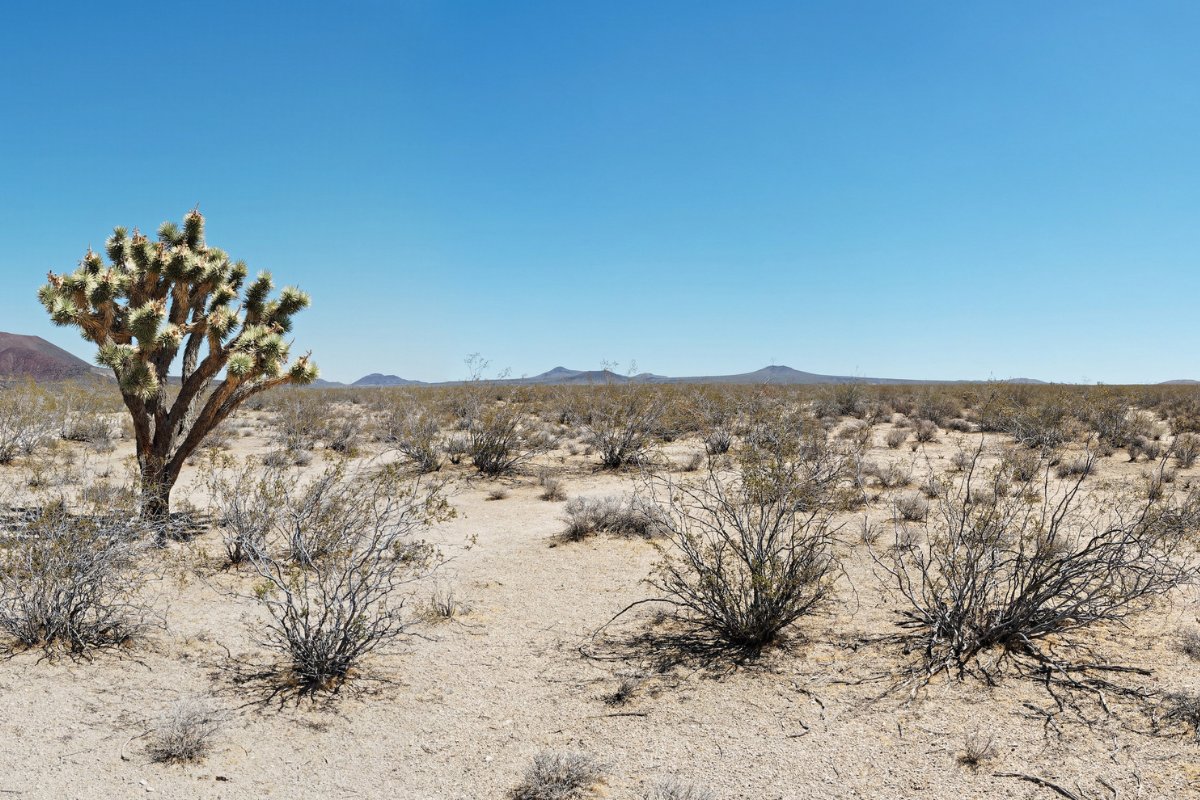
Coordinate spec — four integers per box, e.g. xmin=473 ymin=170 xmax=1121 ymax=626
xmin=39 ymin=209 xmax=317 ymax=400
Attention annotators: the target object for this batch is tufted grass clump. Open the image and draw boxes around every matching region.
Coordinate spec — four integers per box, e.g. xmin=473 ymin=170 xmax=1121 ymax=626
xmin=511 ymin=750 xmax=608 ymax=800
xmin=148 ymin=698 xmax=225 ymax=763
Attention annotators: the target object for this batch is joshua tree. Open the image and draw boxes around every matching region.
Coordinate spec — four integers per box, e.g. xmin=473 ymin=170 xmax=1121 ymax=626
xmin=38 ymin=209 xmax=318 ymax=520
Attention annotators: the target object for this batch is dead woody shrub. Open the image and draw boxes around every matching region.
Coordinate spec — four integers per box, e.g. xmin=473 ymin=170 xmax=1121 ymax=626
xmin=511 ymin=750 xmax=608 ymax=800
xmin=203 ymin=455 xmax=296 ymax=566
xmin=640 ymin=415 xmax=849 ymax=649
xmin=377 ymin=394 xmax=444 ymax=473
xmin=239 ymin=464 xmax=454 ymax=689
xmin=0 ymin=482 xmax=152 ymax=653
xmin=871 ymin=440 xmax=1197 ymax=679
xmin=578 ymin=375 xmax=666 ymax=469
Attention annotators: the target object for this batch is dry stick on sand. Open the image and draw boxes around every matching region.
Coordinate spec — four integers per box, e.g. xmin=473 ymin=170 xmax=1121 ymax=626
xmin=993 ymin=772 xmax=1080 ymax=800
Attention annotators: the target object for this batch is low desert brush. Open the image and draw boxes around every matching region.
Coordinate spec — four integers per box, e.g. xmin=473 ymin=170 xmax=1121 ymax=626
xmin=148 ymin=698 xmax=224 ymax=763
xmin=511 ymin=750 xmax=608 ymax=800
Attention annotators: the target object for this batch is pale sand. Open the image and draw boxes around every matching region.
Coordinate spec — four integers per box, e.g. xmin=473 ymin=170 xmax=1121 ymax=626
xmin=1 ymin=416 xmax=1197 ymax=799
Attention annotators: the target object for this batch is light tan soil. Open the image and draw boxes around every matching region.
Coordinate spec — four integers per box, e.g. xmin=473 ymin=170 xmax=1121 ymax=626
xmin=1 ymin=418 xmax=1198 ymax=799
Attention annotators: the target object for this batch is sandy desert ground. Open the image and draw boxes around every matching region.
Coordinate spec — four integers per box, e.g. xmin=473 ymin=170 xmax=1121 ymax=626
xmin=1 ymin=399 xmax=1198 ymax=800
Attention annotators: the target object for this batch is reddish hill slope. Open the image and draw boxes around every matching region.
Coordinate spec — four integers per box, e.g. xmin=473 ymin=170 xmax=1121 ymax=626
xmin=0 ymin=332 xmax=94 ymax=381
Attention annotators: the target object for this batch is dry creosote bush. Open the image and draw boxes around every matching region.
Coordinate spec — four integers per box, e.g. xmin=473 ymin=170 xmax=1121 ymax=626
xmin=226 ymin=462 xmax=454 ymax=691
xmin=0 ymin=481 xmax=153 ymax=655
xmin=628 ymin=408 xmax=850 ymax=650
xmin=870 ymin=438 xmax=1199 ymax=689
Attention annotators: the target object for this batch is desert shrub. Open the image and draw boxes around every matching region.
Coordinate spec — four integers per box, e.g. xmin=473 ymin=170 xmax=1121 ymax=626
xmin=378 ymin=399 xmax=443 ymax=473
xmin=241 ymin=465 xmax=452 ymax=688
xmin=1175 ymin=433 xmax=1200 ymax=469
xmin=678 ymin=452 xmax=705 ymax=472
xmin=424 ymin=585 xmax=470 ymax=622
xmin=1159 ymin=692 xmax=1200 ymax=741
xmin=862 ymin=401 xmax=893 ymax=426
xmin=895 ymin=493 xmax=930 ymax=522
xmin=884 ymin=428 xmax=908 ymax=449
xmin=913 ymin=420 xmax=938 ymax=443
xmin=270 ymin=391 xmax=328 ymax=451
xmin=323 ymin=409 xmax=365 ymax=454
xmin=578 ymin=379 xmax=665 ymax=469
xmin=1144 ymin=468 xmax=1175 ymax=501
xmin=1054 ymin=456 xmax=1092 ymax=479
xmin=465 ymin=388 xmax=549 ymax=476
xmin=147 ymin=698 xmax=224 ymax=763
xmin=864 ymin=459 xmax=912 ymax=489
xmin=1177 ymin=626 xmax=1200 ymax=661
xmin=200 ymin=423 xmax=235 ymax=451
xmin=262 ymin=448 xmax=312 ymax=468
xmin=1141 ymin=439 xmax=1162 ymax=462
xmin=540 ymin=474 xmax=567 ymax=501
xmin=857 ymin=516 xmax=882 ymax=545
xmin=957 ymin=729 xmax=995 ymax=768
xmin=562 ymin=495 xmax=660 ymax=539
xmin=1000 ymin=447 xmax=1041 ymax=483
xmin=1083 ymin=390 xmax=1145 ymax=448
xmin=511 ymin=751 xmax=607 ymax=800
xmin=1002 ymin=400 xmax=1074 ymax=449
xmin=0 ymin=484 xmax=150 ymax=652
xmin=445 ymin=434 xmax=468 ymax=464
xmin=642 ymin=778 xmax=715 ymax=800
xmin=60 ymin=409 xmax=112 ymax=444
xmin=836 ymin=420 xmax=872 ymax=448
xmin=0 ymin=380 xmax=58 ymax=463
xmin=643 ymin=460 xmax=842 ymax=649
xmin=945 ymin=418 xmax=973 ymax=433
xmin=915 ymin=389 xmax=961 ymax=427
xmin=204 ymin=457 xmax=296 ymax=565
xmin=47 ymin=379 xmax=118 ymax=444
xmin=704 ymin=427 xmax=733 ymax=455
xmin=487 ymin=487 xmax=509 ymax=501
xmin=871 ymin=444 xmax=1196 ymax=676
xmin=604 ymin=675 xmax=640 ymax=706
xmin=814 ymin=381 xmax=868 ymax=419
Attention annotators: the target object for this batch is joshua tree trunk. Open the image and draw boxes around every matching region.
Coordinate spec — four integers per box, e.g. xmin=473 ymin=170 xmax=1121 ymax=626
xmin=38 ymin=209 xmax=319 ymax=524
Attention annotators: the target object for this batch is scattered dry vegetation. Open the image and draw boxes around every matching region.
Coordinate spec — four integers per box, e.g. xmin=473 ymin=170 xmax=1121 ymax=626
xmin=2 ymin=377 xmax=1200 ymax=795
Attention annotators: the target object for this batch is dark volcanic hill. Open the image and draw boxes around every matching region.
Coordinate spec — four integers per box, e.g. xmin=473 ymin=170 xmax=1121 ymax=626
xmin=0 ymin=332 xmax=94 ymax=381
xmin=349 ymin=364 xmax=1044 ymax=387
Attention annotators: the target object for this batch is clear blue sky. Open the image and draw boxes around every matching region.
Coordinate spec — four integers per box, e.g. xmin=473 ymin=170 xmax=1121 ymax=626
xmin=2 ymin=1 xmax=1198 ymax=383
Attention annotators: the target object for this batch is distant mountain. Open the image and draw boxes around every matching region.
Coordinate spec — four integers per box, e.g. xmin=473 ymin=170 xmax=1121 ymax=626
xmin=353 ymin=373 xmax=426 ymax=387
xmin=0 ymin=332 xmax=95 ymax=381
xmin=346 ymin=364 xmax=1049 ymax=387
xmin=1161 ymin=379 xmax=1199 ymax=385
